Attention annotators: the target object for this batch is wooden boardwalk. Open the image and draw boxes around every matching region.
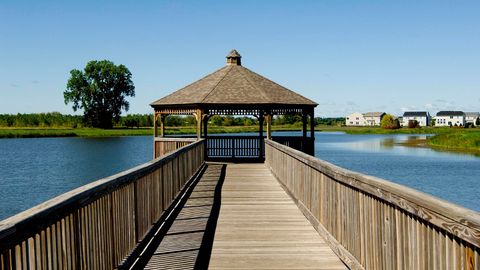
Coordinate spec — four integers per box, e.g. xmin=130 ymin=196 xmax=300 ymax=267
xmin=142 ymin=163 xmax=345 ymax=269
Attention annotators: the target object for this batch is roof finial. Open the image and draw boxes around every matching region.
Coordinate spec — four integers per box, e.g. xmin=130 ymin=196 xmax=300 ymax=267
xmin=226 ymin=49 xmax=241 ymax=66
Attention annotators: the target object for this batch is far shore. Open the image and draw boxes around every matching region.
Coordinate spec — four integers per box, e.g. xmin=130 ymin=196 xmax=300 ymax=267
xmin=1 ymin=125 xmax=479 ymax=155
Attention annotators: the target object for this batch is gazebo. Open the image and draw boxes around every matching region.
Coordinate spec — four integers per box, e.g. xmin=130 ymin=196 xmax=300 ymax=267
xmin=151 ymin=50 xmax=317 ymax=161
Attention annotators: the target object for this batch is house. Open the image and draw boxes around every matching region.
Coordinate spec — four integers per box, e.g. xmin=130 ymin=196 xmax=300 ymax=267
xmin=397 ymin=116 xmax=404 ymax=127
xmin=345 ymin=112 xmax=366 ymax=126
xmin=434 ymin=111 xmax=465 ymax=127
xmin=363 ymin=112 xmax=385 ymax=126
xmin=465 ymin=112 xmax=480 ymax=126
xmin=402 ymin=111 xmax=431 ymax=127
xmin=345 ymin=112 xmax=385 ymax=126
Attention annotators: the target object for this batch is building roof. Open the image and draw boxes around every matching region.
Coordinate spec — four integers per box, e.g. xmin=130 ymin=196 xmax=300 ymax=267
xmin=465 ymin=112 xmax=480 ymax=117
xmin=436 ymin=111 xmax=464 ymax=116
xmin=150 ymin=50 xmax=317 ymax=108
xmin=403 ymin=111 xmax=429 ymax=117
xmin=363 ymin=112 xmax=385 ymax=117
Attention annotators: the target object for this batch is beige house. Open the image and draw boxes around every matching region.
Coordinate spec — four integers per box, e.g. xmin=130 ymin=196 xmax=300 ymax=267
xmin=363 ymin=112 xmax=385 ymax=126
xmin=465 ymin=112 xmax=480 ymax=126
xmin=346 ymin=112 xmax=366 ymax=126
xmin=346 ymin=112 xmax=385 ymax=126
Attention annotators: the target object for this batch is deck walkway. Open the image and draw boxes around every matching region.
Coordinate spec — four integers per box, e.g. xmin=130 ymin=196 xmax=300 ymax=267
xmin=142 ymin=163 xmax=346 ymax=270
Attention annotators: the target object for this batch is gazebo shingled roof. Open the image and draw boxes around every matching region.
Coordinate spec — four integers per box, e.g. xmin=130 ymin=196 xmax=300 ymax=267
xmin=151 ymin=50 xmax=317 ymax=158
xmin=150 ymin=50 xmax=317 ymax=109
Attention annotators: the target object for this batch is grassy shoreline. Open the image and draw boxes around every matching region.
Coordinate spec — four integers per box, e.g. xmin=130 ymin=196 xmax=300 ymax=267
xmin=0 ymin=125 xmax=302 ymax=138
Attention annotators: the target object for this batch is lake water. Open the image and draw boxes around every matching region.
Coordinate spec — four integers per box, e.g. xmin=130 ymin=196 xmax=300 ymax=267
xmin=0 ymin=132 xmax=479 ymax=220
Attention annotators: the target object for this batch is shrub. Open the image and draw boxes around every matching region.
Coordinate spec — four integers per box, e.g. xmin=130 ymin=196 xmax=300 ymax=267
xmin=408 ymin=120 xmax=420 ymax=128
xmin=381 ymin=114 xmax=400 ymax=129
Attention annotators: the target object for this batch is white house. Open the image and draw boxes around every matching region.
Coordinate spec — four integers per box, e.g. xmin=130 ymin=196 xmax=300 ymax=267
xmin=363 ymin=112 xmax=385 ymax=126
xmin=402 ymin=111 xmax=431 ymax=127
xmin=346 ymin=112 xmax=367 ymax=126
xmin=434 ymin=111 xmax=465 ymax=127
xmin=465 ymin=112 xmax=480 ymax=126
xmin=346 ymin=112 xmax=385 ymax=126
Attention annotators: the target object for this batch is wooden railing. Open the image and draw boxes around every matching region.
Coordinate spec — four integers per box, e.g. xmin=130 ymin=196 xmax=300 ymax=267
xmin=206 ymin=136 xmax=263 ymax=161
xmin=271 ymin=136 xmax=314 ymax=155
xmin=154 ymin=137 xmax=197 ymax=158
xmin=265 ymin=139 xmax=480 ymax=270
xmin=0 ymin=140 xmax=205 ymax=270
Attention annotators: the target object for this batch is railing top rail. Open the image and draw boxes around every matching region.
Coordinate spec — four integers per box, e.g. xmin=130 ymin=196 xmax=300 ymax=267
xmin=206 ymin=135 xmax=262 ymax=139
xmin=266 ymin=139 xmax=480 ymax=247
xmin=0 ymin=139 xmax=205 ymax=244
xmin=154 ymin=137 xmax=197 ymax=142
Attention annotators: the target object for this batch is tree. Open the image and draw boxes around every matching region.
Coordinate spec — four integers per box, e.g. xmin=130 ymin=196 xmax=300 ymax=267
xmin=64 ymin=60 xmax=135 ymax=128
xmin=381 ymin=114 xmax=400 ymax=129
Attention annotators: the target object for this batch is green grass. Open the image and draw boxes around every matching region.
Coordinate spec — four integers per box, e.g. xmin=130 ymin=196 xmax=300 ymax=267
xmin=315 ymin=125 xmax=463 ymax=135
xmin=427 ymin=131 xmax=480 ymax=152
xmin=0 ymin=125 xmax=303 ymax=139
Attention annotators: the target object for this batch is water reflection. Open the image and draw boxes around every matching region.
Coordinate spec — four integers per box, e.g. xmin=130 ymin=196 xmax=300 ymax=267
xmin=314 ymin=132 xmax=480 ymax=212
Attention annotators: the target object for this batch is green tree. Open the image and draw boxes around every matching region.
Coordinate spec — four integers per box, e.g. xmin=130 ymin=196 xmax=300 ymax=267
xmin=64 ymin=60 xmax=135 ymax=128
xmin=381 ymin=114 xmax=400 ymax=129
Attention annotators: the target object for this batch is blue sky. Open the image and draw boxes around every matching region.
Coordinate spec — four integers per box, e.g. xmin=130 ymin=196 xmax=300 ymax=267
xmin=1 ymin=0 xmax=479 ymax=117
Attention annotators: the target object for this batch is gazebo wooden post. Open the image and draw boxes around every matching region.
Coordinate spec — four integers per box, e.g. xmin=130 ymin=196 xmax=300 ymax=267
xmin=194 ymin=109 xmax=203 ymax=140
xmin=302 ymin=109 xmax=308 ymax=151
xmin=160 ymin=114 xmax=166 ymax=137
xmin=153 ymin=111 xmax=158 ymax=137
xmin=203 ymin=114 xmax=209 ymax=159
xmin=310 ymin=108 xmax=315 ymax=155
xmin=266 ymin=111 xmax=272 ymax=140
xmin=203 ymin=114 xmax=209 ymax=139
xmin=310 ymin=108 xmax=315 ymax=139
xmin=259 ymin=110 xmax=264 ymax=160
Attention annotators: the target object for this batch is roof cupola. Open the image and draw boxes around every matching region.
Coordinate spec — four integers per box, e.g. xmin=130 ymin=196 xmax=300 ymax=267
xmin=226 ymin=49 xmax=241 ymax=66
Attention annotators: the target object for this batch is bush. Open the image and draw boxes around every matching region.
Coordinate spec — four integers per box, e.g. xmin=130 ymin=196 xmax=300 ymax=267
xmin=408 ymin=120 xmax=420 ymax=128
xmin=381 ymin=114 xmax=400 ymax=129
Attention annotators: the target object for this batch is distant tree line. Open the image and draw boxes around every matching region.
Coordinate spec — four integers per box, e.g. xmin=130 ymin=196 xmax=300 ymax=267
xmin=314 ymin=117 xmax=345 ymax=126
xmin=0 ymin=113 xmax=346 ymax=128
xmin=0 ymin=113 xmax=84 ymax=128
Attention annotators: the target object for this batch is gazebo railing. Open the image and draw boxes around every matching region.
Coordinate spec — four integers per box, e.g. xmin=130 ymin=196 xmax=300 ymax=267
xmin=206 ymin=136 xmax=262 ymax=161
xmin=271 ymin=136 xmax=314 ymax=155
xmin=204 ymin=135 xmax=314 ymax=161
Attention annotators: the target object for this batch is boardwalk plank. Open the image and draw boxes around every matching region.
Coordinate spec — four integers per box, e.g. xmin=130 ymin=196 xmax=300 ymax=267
xmin=143 ymin=163 xmax=345 ymax=270
xmin=209 ymin=163 xmax=346 ymax=270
